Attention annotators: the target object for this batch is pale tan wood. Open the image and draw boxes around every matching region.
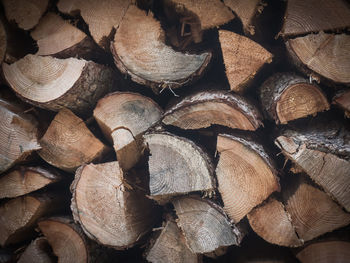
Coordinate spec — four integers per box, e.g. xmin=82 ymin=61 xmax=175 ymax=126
xmin=0 ymin=166 xmax=61 ymax=199
xmin=71 ymin=162 xmax=158 ymax=249
xmin=18 ymin=237 xmax=54 ymax=263
xmin=0 ymin=97 xmax=40 ymax=174
xmin=1 ymin=0 xmax=48 ymax=30
xmin=111 ymin=5 xmax=211 ymax=93
xmin=297 ymin=241 xmax=350 ymax=263
xmin=219 ymin=30 xmax=272 ymax=93
xmin=288 ymin=32 xmax=350 ymax=84
xmin=248 ymin=197 xmax=303 ymax=247
xmin=216 ymin=134 xmax=280 ymax=223
xmin=94 ymin=92 xmax=163 ymax=170
xmin=144 ymin=132 xmax=214 ymax=204
xmin=39 ymin=108 xmax=107 ymax=172
xmin=172 ymin=196 xmax=244 ymax=254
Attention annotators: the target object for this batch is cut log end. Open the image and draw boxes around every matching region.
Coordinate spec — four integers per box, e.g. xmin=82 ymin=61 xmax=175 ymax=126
xmin=18 ymin=237 xmax=54 ymax=263
xmin=0 ymin=20 xmax=7 ymax=64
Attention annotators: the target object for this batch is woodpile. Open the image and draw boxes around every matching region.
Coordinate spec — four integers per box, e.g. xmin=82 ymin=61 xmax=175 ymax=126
xmin=0 ymin=0 xmax=349 ymax=262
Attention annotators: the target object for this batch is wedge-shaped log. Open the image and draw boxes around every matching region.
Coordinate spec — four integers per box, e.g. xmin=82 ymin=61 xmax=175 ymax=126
xmin=260 ymin=72 xmax=329 ymax=124
xmin=39 ymin=108 xmax=107 ymax=172
xmin=333 ymin=89 xmax=350 ymax=117
xmin=94 ymin=92 xmax=163 ymax=170
xmin=275 ymin=125 xmax=350 ymax=212
xmin=281 ymin=0 xmax=350 ymax=36
xmin=3 ymin=54 xmax=115 ymax=115
xmin=287 ymin=32 xmax=350 ymax=84
xmin=111 ymin=5 xmax=211 ymax=93
xmin=172 ymin=196 xmax=245 ymax=254
xmin=216 ymin=134 xmax=280 ymax=223
xmin=18 ymin=237 xmax=54 ymax=263
xmin=0 ymin=166 xmax=61 ymax=199
xmin=144 ymin=132 xmax=215 ymax=204
xmin=145 ymin=218 xmax=200 ymax=263
xmin=219 ymin=30 xmax=272 ymax=93
xmin=0 ymin=193 xmax=63 ymax=246
xmin=163 ymin=90 xmax=262 ymax=130
xmin=0 ymin=97 xmax=40 ymax=173
xmin=71 ymin=162 xmax=158 ymax=249
xmin=57 ymin=0 xmax=131 ymax=49
xmin=2 ymin=0 xmax=48 ymax=30
xmin=248 ymin=197 xmax=302 ymax=247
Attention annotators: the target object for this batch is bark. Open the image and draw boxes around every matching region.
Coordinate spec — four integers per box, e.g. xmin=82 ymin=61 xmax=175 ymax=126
xmin=18 ymin=237 xmax=55 ymax=263
xmin=333 ymin=89 xmax=350 ymax=117
xmin=0 ymin=19 xmax=6 ymax=64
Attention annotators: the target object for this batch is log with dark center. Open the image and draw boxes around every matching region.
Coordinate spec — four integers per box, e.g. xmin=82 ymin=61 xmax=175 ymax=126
xmin=260 ymin=72 xmax=329 ymax=124
xmin=3 ymin=54 xmax=116 ymax=115
xmin=333 ymin=89 xmax=350 ymax=117
xmin=172 ymin=196 xmax=245 ymax=254
xmin=111 ymin=5 xmax=211 ymax=93
xmin=0 ymin=97 xmax=40 ymax=173
xmin=0 ymin=166 xmax=61 ymax=198
xmin=18 ymin=237 xmax=54 ymax=263
xmin=286 ymin=32 xmax=350 ymax=84
xmin=163 ymin=90 xmax=263 ymax=130
xmin=216 ymin=134 xmax=280 ymax=223
xmin=71 ymin=161 xmax=158 ymax=249
xmin=39 ymin=108 xmax=107 ymax=172
xmin=219 ymin=30 xmax=272 ymax=93
xmin=94 ymin=92 xmax=163 ymax=171
xmin=144 ymin=132 xmax=215 ymax=204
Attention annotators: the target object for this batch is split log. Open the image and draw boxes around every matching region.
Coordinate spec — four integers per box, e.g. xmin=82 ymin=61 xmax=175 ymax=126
xmin=31 ymin=12 xmax=102 ymax=60
xmin=0 ymin=193 xmax=63 ymax=246
xmin=111 ymin=5 xmax=211 ymax=93
xmin=275 ymin=125 xmax=350 ymax=212
xmin=281 ymin=0 xmax=350 ymax=37
xmin=286 ymin=32 xmax=350 ymax=85
xmin=71 ymin=161 xmax=158 ymax=249
xmin=216 ymin=134 xmax=280 ymax=223
xmin=284 ymin=176 xmax=350 ymax=242
xmin=259 ymin=72 xmax=329 ymax=124
xmin=248 ymin=197 xmax=302 ymax=247
xmin=145 ymin=218 xmax=200 ymax=263
xmin=219 ymin=30 xmax=272 ymax=93
xmin=172 ymin=196 xmax=245 ymax=254
xmin=18 ymin=237 xmax=54 ymax=263
xmin=94 ymin=92 xmax=163 ymax=171
xmin=297 ymin=241 xmax=350 ymax=263
xmin=144 ymin=132 xmax=215 ymax=204
xmin=3 ymin=54 xmax=116 ymax=115
xmin=39 ymin=108 xmax=107 ymax=172
xmin=1 ymin=0 xmax=49 ymax=30
xmin=0 ymin=20 xmax=6 ymax=64
xmin=162 ymin=90 xmax=263 ymax=131
xmin=0 ymin=97 xmax=40 ymax=173
xmin=0 ymin=166 xmax=61 ymax=199
xmin=333 ymin=89 xmax=350 ymax=117
xmin=57 ymin=0 xmax=131 ymax=49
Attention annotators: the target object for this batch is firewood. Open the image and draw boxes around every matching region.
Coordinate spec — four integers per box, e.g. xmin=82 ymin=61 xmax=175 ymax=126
xmin=143 ymin=132 xmax=215 ymax=204
xmin=2 ymin=54 xmax=116 ymax=115
xmin=38 ymin=108 xmax=107 ymax=172
xmin=0 ymin=193 xmax=64 ymax=246
xmin=0 ymin=97 xmax=40 ymax=173
xmin=162 ymin=90 xmax=263 ymax=130
xmin=0 ymin=166 xmax=61 ymax=199
xmin=260 ymin=72 xmax=329 ymax=124
xmin=145 ymin=218 xmax=200 ymax=263
xmin=286 ymin=32 xmax=350 ymax=85
xmin=71 ymin=161 xmax=158 ymax=249
xmin=333 ymin=89 xmax=350 ymax=117
xmin=281 ymin=0 xmax=350 ymax=37
xmin=31 ymin=12 xmax=102 ymax=60
xmin=248 ymin=198 xmax=302 ymax=247
xmin=18 ymin=237 xmax=54 ymax=263
xmin=275 ymin=124 xmax=350 ymax=212
xmin=219 ymin=30 xmax=272 ymax=93
xmin=94 ymin=92 xmax=163 ymax=171
xmin=297 ymin=241 xmax=350 ymax=263
xmin=111 ymin=5 xmax=211 ymax=93
xmin=172 ymin=196 xmax=245 ymax=254
xmin=216 ymin=134 xmax=280 ymax=223
xmin=1 ymin=0 xmax=49 ymax=30
xmin=57 ymin=0 xmax=131 ymax=49
xmin=284 ymin=176 xmax=350 ymax=242
xmin=0 ymin=20 xmax=6 ymax=64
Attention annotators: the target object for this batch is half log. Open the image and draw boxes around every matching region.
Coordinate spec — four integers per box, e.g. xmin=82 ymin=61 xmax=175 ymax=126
xmin=18 ymin=237 xmax=54 ymax=263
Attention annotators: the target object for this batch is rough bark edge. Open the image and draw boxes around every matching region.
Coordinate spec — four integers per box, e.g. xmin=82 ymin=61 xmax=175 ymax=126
xmin=333 ymin=89 xmax=350 ymax=117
